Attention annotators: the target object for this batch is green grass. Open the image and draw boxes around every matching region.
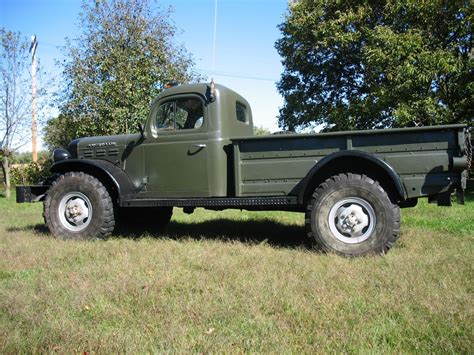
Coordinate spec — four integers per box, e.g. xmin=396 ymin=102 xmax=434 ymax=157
xmin=0 ymin=190 xmax=473 ymax=352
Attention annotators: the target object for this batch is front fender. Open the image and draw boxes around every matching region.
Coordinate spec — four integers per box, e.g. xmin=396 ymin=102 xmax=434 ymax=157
xmin=51 ymin=159 xmax=137 ymax=204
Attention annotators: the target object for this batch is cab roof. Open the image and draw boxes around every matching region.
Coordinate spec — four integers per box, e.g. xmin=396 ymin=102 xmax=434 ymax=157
xmin=156 ymin=82 xmax=250 ymax=107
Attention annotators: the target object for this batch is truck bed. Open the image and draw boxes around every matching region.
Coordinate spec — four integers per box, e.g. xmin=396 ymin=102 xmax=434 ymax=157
xmin=232 ymin=124 xmax=470 ymax=200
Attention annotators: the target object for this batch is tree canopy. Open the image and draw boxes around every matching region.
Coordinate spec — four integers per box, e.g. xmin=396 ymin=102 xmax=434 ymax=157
xmin=276 ymin=0 xmax=473 ymax=131
xmin=48 ymin=0 xmax=200 ymax=148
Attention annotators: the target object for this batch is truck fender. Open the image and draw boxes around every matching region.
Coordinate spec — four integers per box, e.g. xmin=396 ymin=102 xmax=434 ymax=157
xmin=50 ymin=159 xmax=137 ymax=204
xmin=297 ymin=150 xmax=407 ymax=204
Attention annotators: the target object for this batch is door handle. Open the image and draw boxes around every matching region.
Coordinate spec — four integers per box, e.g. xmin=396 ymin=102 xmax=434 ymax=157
xmin=193 ymin=144 xmax=207 ymax=148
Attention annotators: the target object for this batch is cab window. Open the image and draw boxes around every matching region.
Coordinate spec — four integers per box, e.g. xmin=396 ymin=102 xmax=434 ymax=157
xmin=236 ymin=102 xmax=248 ymax=123
xmin=156 ymin=101 xmax=174 ymax=130
xmin=155 ymin=97 xmax=204 ymax=131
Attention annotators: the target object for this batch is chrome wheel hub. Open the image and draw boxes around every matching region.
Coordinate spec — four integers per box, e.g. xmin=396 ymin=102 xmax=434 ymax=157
xmin=58 ymin=192 xmax=92 ymax=232
xmin=328 ymin=197 xmax=376 ymax=244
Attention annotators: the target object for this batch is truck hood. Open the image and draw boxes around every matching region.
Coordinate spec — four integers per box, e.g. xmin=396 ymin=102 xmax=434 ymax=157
xmin=69 ymin=133 xmax=142 ymax=163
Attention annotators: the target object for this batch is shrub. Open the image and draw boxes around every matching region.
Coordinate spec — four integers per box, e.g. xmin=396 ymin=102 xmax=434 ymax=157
xmin=11 ymin=159 xmax=53 ymax=186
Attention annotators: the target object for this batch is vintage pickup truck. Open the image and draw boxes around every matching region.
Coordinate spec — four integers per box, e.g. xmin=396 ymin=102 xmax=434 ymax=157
xmin=17 ymin=82 xmax=471 ymax=256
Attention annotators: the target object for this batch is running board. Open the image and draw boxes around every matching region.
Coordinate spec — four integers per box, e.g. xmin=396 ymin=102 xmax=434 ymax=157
xmin=122 ymin=196 xmax=298 ymax=208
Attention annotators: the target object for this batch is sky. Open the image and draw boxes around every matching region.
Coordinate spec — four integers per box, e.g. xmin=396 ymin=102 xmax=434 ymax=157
xmin=0 ymin=0 xmax=291 ymax=151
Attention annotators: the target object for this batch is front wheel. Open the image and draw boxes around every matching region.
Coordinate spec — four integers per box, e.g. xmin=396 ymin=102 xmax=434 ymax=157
xmin=305 ymin=173 xmax=400 ymax=256
xmin=43 ymin=172 xmax=115 ymax=240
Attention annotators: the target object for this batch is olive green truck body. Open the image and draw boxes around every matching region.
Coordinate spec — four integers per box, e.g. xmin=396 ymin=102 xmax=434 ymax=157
xmin=233 ymin=126 xmax=469 ymax=201
xmin=17 ymin=83 xmax=471 ymax=255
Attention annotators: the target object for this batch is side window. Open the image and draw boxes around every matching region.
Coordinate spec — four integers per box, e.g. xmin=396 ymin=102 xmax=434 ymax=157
xmin=156 ymin=101 xmax=174 ymax=130
xmin=236 ymin=102 xmax=248 ymax=123
xmin=176 ymin=98 xmax=204 ymax=130
xmin=175 ymin=105 xmax=188 ymax=129
xmin=155 ymin=97 xmax=204 ymax=132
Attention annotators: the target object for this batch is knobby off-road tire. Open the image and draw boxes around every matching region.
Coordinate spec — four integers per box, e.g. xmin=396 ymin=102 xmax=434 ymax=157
xmin=43 ymin=172 xmax=115 ymax=240
xmin=305 ymin=173 xmax=400 ymax=256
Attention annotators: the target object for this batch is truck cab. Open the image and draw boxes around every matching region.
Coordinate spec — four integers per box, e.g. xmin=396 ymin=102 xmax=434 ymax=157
xmin=140 ymin=83 xmax=252 ymax=198
xmin=71 ymin=83 xmax=252 ymax=198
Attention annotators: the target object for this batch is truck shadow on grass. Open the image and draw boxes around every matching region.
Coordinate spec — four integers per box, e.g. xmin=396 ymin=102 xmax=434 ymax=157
xmin=115 ymin=219 xmax=310 ymax=249
xmin=8 ymin=185 xmax=473 ymax=249
xmin=466 ymin=182 xmax=474 ymax=201
xmin=7 ymin=219 xmax=310 ymax=250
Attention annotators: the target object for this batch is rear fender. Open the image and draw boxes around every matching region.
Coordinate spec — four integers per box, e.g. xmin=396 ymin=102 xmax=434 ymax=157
xmin=297 ymin=150 xmax=407 ymax=204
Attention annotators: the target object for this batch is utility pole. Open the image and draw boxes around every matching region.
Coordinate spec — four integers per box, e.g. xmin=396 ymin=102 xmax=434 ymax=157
xmin=29 ymin=35 xmax=38 ymax=162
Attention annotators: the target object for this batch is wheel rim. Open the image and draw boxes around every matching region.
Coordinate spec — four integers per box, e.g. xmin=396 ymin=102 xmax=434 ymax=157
xmin=328 ymin=197 xmax=376 ymax=244
xmin=58 ymin=192 xmax=92 ymax=232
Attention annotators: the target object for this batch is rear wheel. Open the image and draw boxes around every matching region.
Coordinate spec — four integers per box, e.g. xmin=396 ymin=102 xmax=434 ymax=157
xmin=305 ymin=173 xmax=400 ymax=256
xmin=43 ymin=172 xmax=115 ymax=240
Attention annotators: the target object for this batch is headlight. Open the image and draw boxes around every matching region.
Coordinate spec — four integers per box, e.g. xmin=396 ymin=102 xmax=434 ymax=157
xmin=53 ymin=148 xmax=71 ymax=162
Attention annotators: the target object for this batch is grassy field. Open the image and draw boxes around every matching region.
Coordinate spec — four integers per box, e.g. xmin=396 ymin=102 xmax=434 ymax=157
xmin=0 ymin=189 xmax=473 ymax=352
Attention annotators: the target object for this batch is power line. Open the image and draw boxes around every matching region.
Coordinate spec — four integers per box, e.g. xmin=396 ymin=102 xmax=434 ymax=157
xmin=200 ymin=69 xmax=279 ymax=82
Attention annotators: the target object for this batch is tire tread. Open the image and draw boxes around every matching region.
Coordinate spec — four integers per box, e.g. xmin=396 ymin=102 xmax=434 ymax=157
xmin=305 ymin=173 xmax=401 ymax=256
xmin=43 ymin=172 xmax=115 ymax=239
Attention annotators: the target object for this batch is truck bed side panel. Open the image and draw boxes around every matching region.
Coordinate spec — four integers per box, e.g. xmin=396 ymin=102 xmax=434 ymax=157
xmin=232 ymin=126 xmax=465 ymax=199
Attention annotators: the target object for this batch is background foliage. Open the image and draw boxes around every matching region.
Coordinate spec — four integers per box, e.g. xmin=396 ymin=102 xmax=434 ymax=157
xmin=45 ymin=0 xmax=201 ymax=149
xmin=0 ymin=29 xmax=31 ymax=153
xmin=9 ymin=151 xmax=49 ymax=165
xmin=9 ymin=151 xmax=52 ymax=186
xmin=10 ymin=159 xmax=52 ymax=187
xmin=276 ymin=0 xmax=473 ymax=131
xmin=1 ymin=28 xmax=48 ymax=197
xmin=253 ymin=126 xmax=272 ymax=136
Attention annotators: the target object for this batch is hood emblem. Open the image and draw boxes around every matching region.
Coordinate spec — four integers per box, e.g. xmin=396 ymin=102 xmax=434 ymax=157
xmin=87 ymin=142 xmax=117 ymax=148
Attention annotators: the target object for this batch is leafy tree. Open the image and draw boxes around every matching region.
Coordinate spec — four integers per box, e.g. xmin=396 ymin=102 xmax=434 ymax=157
xmin=43 ymin=114 xmax=77 ymax=150
xmin=276 ymin=0 xmax=473 ymax=131
xmin=0 ymin=29 xmax=47 ymax=197
xmin=11 ymin=150 xmax=49 ymax=165
xmin=253 ymin=125 xmax=272 ymax=136
xmin=50 ymin=0 xmax=201 ymax=148
xmin=10 ymin=153 xmax=52 ymax=187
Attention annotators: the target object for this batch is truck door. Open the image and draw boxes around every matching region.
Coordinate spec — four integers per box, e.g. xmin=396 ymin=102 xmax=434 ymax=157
xmin=143 ymin=95 xmax=209 ymax=197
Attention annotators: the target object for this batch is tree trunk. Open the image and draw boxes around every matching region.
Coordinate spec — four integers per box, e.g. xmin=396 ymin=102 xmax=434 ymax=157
xmin=1 ymin=155 xmax=11 ymax=198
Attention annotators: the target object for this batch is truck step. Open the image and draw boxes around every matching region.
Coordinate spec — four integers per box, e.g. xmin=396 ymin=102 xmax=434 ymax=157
xmin=122 ymin=196 xmax=298 ymax=208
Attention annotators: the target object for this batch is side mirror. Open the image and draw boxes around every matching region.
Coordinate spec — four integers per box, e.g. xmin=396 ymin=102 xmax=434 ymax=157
xmin=138 ymin=122 xmax=145 ymax=137
xmin=208 ymin=79 xmax=216 ymax=102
